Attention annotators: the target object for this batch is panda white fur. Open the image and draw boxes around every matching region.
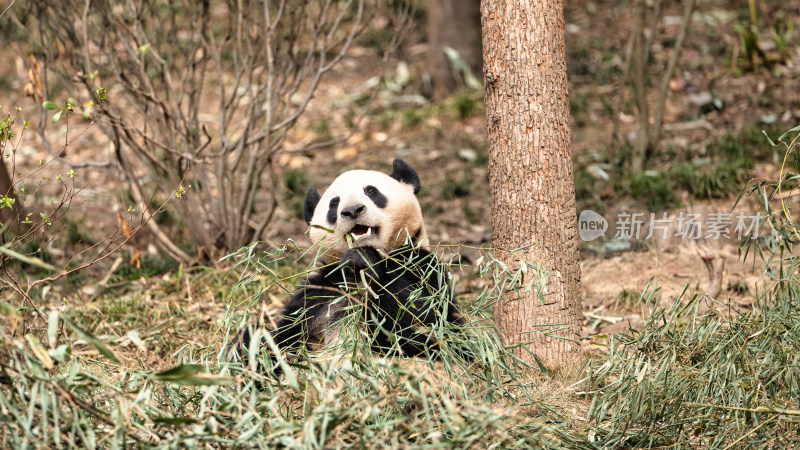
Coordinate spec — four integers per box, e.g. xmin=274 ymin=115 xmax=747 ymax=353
xmin=236 ymin=159 xmax=464 ymax=369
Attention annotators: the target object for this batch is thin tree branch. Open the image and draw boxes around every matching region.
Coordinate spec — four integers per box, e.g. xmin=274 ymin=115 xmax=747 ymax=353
xmin=651 ymin=0 xmax=697 ymax=146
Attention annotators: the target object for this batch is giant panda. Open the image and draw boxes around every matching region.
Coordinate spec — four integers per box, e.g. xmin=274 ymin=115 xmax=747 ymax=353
xmin=235 ymin=159 xmax=464 ymax=370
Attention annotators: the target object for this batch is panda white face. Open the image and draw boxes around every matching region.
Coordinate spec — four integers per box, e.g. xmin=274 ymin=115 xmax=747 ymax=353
xmin=304 ymin=159 xmax=426 ymax=259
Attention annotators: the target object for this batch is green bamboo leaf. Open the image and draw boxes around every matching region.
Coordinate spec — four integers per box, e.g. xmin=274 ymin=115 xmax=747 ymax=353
xmin=63 ymin=317 xmax=120 ymax=364
xmin=532 ymin=353 xmax=549 ymax=377
xmin=0 ymin=299 xmax=20 ymax=317
xmin=777 ymin=124 xmax=800 ymax=143
xmin=762 ymin=129 xmax=776 ymax=146
xmin=260 ymin=329 xmax=298 ymax=390
xmin=156 ymin=364 xmax=203 ymax=379
xmin=47 ymin=344 xmax=71 ymax=362
xmin=165 ymin=374 xmax=234 ymax=386
xmin=25 ymin=334 xmax=54 ymax=369
xmin=155 ymin=364 xmax=233 ymax=385
xmin=0 ymin=243 xmax=60 ymax=272
xmin=310 ymin=224 xmax=334 ymax=233
xmin=48 ymin=310 xmax=59 ymax=348
xmin=152 ymin=416 xmax=199 ymax=425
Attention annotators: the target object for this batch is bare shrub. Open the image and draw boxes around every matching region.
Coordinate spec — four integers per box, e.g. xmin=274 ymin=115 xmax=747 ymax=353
xmin=620 ymin=0 xmax=697 ymax=171
xmin=24 ymin=0 xmax=380 ymax=262
xmin=0 ymin=105 xmax=159 ymax=333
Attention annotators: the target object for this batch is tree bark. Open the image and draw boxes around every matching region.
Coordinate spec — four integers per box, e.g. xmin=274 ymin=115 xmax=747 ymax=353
xmin=426 ymin=0 xmax=482 ymax=98
xmin=481 ymin=0 xmax=582 ymax=366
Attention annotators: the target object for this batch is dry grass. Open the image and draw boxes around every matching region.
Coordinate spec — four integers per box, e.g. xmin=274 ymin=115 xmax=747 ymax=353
xmin=0 ymin=243 xmax=588 ymax=448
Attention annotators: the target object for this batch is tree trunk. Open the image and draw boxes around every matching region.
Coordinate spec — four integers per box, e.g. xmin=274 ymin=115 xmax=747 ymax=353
xmin=481 ymin=0 xmax=583 ymax=366
xmin=426 ymin=0 xmax=482 ymax=98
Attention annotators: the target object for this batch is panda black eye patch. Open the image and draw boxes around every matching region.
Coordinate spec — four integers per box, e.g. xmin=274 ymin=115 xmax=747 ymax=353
xmin=327 ymin=197 xmax=340 ymax=224
xmin=363 ymin=185 xmax=387 ymax=208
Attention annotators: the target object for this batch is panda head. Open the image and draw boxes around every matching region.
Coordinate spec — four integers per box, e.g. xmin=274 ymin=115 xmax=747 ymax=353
xmin=303 ymin=159 xmax=426 ymax=258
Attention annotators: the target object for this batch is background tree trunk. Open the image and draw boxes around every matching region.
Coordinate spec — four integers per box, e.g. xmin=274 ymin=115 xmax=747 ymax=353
xmin=426 ymin=0 xmax=482 ymax=98
xmin=481 ymin=0 xmax=583 ymax=366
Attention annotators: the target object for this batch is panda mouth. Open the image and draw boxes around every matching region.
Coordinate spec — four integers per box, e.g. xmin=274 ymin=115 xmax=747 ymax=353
xmin=349 ymin=224 xmax=379 ymax=239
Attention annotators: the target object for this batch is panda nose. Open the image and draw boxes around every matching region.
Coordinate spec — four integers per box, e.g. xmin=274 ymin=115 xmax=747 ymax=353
xmin=341 ymin=204 xmax=365 ymax=219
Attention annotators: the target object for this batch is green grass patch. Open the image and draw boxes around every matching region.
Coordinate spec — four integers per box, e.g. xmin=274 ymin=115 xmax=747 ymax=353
xmin=113 ymin=252 xmax=180 ymax=280
xmin=440 ymin=174 xmax=473 ymax=200
xmin=283 ymin=168 xmax=311 ymax=221
xmin=451 ymin=90 xmax=481 ymax=120
xmin=585 ymin=124 xmax=781 ymax=212
xmin=628 ymin=171 xmax=678 ymax=212
xmin=401 ymin=107 xmax=426 ymax=129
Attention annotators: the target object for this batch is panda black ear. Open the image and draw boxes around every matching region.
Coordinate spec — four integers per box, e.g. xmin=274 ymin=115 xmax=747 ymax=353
xmin=303 ymin=188 xmax=321 ymax=224
xmin=389 ymin=159 xmax=421 ymax=195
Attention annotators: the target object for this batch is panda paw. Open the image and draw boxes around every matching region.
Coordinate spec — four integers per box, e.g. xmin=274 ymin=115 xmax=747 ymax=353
xmin=340 ymin=246 xmax=383 ymax=274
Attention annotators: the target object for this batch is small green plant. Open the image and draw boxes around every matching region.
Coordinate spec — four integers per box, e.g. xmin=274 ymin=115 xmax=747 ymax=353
xmin=312 ymin=118 xmax=332 ymax=141
xmin=709 ymin=124 xmax=774 ymax=161
xmin=283 ymin=169 xmax=309 ymax=196
xmin=462 ymin=202 xmax=478 ymax=224
xmin=726 ymin=279 xmax=750 ymax=295
xmin=154 ymin=205 xmax=177 ymax=225
xmin=734 ymin=20 xmax=765 ymax=70
xmin=614 ymin=287 xmax=640 ymax=309
xmin=0 ymin=74 xmax=12 ymax=92
xmin=427 ymin=203 xmax=445 ymax=216
xmin=733 ymin=0 xmax=765 ymax=70
xmin=574 ymin=166 xmax=605 ymax=213
xmin=362 ymin=27 xmax=396 ymax=55
xmin=566 ymin=40 xmax=592 ymax=77
xmin=473 ymin=146 xmax=489 ymax=166
xmin=569 ymin=92 xmax=588 ymax=127
xmin=451 ymin=90 xmax=480 ymax=119
xmin=113 ymin=253 xmax=180 ymax=281
xmin=441 ymin=174 xmax=473 ymax=200
xmin=771 ymin=13 xmax=794 ymax=55
xmin=376 ymin=110 xmax=395 ymax=130
xmin=401 ymin=107 xmax=426 ymax=129
xmin=700 ymin=164 xmax=746 ymax=199
xmin=343 ymin=111 xmax=355 ymax=129
xmin=283 ymin=169 xmax=310 ymax=220
xmin=730 ymin=1 xmax=796 ymax=70
xmin=628 ymin=171 xmax=677 ymax=212
xmin=669 ymin=125 xmax=771 ymax=200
